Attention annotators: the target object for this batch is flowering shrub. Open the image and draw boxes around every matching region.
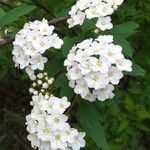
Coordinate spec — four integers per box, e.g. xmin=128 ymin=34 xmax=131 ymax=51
xmin=0 ymin=0 xmax=149 ymax=150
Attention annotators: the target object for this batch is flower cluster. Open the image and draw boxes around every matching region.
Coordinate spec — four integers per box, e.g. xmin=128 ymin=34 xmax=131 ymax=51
xmin=29 ymin=72 xmax=55 ymax=97
xmin=67 ymin=0 xmax=124 ymax=30
xmin=26 ymin=74 xmax=86 ymax=150
xmin=64 ymin=35 xmax=132 ymax=102
xmin=12 ymin=19 xmax=63 ymax=77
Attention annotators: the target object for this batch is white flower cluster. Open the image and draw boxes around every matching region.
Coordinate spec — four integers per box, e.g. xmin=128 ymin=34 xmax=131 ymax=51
xmin=26 ymin=74 xmax=86 ymax=150
xmin=64 ymin=35 xmax=132 ymax=102
xmin=67 ymin=0 xmax=124 ymax=30
xmin=12 ymin=19 xmax=63 ymax=77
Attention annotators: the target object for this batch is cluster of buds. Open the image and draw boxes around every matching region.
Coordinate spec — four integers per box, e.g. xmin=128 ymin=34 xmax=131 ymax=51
xmin=29 ymin=72 xmax=55 ymax=98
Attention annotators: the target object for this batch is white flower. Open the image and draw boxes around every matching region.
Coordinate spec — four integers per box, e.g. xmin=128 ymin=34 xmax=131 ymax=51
xmin=96 ymin=16 xmax=113 ymax=31
xmin=53 ymin=97 xmax=71 ymax=114
xmin=116 ymin=58 xmax=132 ymax=71
xmin=64 ymin=36 xmax=132 ymax=102
xmin=46 ymin=113 xmax=68 ymax=131
xmin=84 ymin=72 xmax=109 ymax=89
xmin=71 ymin=132 xmax=86 ymax=150
xmin=12 ymin=19 xmax=63 ymax=77
xmin=67 ymin=0 xmax=124 ymax=30
xmin=90 ymin=56 xmax=110 ymax=73
xmin=50 ymin=131 xmax=67 ymax=150
xmin=26 ymin=94 xmax=86 ymax=150
xmin=108 ymin=66 xmax=123 ymax=84
xmin=93 ymin=84 xmax=115 ymax=101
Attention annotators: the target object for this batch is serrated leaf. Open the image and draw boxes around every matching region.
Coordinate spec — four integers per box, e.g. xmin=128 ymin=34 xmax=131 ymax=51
xmin=0 ymin=4 xmax=36 ymax=27
xmin=104 ymin=21 xmax=139 ymax=38
xmin=125 ymin=63 xmax=146 ymax=76
xmin=77 ymin=101 xmax=110 ymax=150
xmin=114 ymin=36 xmax=134 ymax=57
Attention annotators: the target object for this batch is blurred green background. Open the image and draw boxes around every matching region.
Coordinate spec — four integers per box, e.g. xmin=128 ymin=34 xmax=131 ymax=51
xmin=0 ymin=0 xmax=150 ymax=149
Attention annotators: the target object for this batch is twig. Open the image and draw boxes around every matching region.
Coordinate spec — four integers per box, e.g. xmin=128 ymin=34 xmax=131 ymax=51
xmin=0 ymin=16 xmax=70 ymax=48
xmin=0 ymin=0 xmax=13 ymax=8
xmin=0 ymin=37 xmax=14 ymax=48
xmin=66 ymin=95 xmax=78 ymax=115
xmin=31 ymin=0 xmax=52 ymax=14
xmin=48 ymin=16 xmax=70 ymax=25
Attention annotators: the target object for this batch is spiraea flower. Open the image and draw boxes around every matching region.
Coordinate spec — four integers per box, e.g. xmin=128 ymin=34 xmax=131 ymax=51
xmin=64 ymin=35 xmax=132 ymax=102
xmin=67 ymin=0 xmax=124 ymax=30
xmin=12 ymin=19 xmax=63 ymax=77
xmin=26 ymin=94 xmax=86 ymax=150
xmin=26 ymin=74 xmax=86 ymax=150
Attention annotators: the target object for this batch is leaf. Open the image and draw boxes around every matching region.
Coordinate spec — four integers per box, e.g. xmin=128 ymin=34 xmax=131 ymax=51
xmin=117 ymin=120 xmax=129 ymax=132
xmin=46 ymin=61 xmax=63 ymax=76
xmin=125 ymin=63 xmax=146 ymax=76
xmin=81 ymin=19 xmax=96 ymax=34
xmin=0 ymin=8 xmax=5 ymax=20
xmin=0 ymin=68 xmax=8 ymax=80
xmin=77 ymin=101 xmax=110 ymax=150
xmin=62 ymin=36 xmax=84 ymax=57
xmin=105 ymin=21 xmax=139 ymax=38
xmin=0 ymin=4 xmax=36 ymax=27
xmin=136 ymin=110 xmax=150 ymax=120
xmin=124 ymin=95 xmax=134 ymax=111
xmin=114 ymin=35 xmax=134 ymax=57
xmin=54 ymin=73 xmax=74 ymax=99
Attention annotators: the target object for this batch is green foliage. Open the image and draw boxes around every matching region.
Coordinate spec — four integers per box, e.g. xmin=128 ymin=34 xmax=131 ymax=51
xmin=0 ymin=0 xmax=150 ymax=149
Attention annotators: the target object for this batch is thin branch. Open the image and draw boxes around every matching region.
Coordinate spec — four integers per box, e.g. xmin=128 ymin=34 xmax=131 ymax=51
xmin=0 ymin=16 xmax=70 ymax=48
xmin=48 ymin=16 xmax=70 ymax=25
xmin=66 ymin=95 xmax=78 ymax=115
xmin=0 ymin=37 xmax=14 ymax=48
xmin=0 ymin=0 xmax=13 ymax=8
xmin=31 ymin=0 xmax=52 ymax=14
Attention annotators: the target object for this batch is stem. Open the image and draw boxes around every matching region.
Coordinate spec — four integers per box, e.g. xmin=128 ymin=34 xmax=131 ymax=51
xmin=66 ymin=95 xmax=78 ymax=115
xmin=31 ymin=0 xmax=52 ymax=14
xmin=0 ymin=0 xmax=13 ymax=8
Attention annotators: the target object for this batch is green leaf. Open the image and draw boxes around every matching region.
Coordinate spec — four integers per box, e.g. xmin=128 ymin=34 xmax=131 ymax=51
xmin=46 ymin=61 xmax=63 ymax=76
xmin=0 ymin=8 xmax=5 ymax=20
xmin=124 ymin=95 xmax=134 ymax=111
xmin=105 ymin=21 xmax=139 ymax=38
xmin=62 ymin=36 xmax=84 ymax=57
xmin=77 ymin=101 xmax=110 ymax=150
xmin=125 ymin=63 xmax=146 ymax=76
xmin=0 ymin=4 xmax=36 ymax=27
xmin=54 ymin=73 xmax=74 ymax=99
xmin=136 ymin=110 xmax=150 ymax=120
xmin=114 ymin=36 xmax=134 ymax=57
xmin=81 ymin=19 xmax=96 ymax=34
xmin=0 ymin=68 xmax=8 ymax=80
xmin=117 ymin=120 xmax=129 ymax=132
